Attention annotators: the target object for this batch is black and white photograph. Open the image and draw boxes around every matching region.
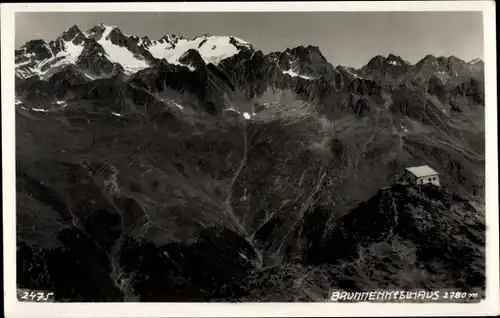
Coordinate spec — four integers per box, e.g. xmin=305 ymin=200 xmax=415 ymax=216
xmin=2 ymin=1 xmax=499 ymax=317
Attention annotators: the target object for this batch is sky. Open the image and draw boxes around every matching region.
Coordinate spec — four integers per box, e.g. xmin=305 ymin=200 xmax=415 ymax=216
xmin=15 ymin=11 xmax=484 ymax=68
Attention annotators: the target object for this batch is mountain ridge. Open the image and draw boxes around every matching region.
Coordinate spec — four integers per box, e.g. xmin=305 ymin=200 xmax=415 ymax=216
xmin=16 ymin=23 xmax=483 ymax=80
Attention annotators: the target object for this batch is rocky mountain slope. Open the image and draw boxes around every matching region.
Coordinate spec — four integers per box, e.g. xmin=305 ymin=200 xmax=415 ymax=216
xmin=15 ymin=24 xmax=485 ymax=302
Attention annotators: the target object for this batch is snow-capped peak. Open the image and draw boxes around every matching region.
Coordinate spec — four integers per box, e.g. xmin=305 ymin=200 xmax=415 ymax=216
xmin=160 ymin=34 xmax=182 ymax=42
xmin=15 ymin=23 xmax=254 ymax=78
xmin=469 ymin=58 xmax=483 ymax=64
xmin=15 ymin=33 xmax=87 ymax=79
xmin=84 ymin=23 xmax=120 ymax=39
xmin=96 ymin=26 xmax=150 ymax=74
xmin=145 ymin=34 xmax=252 ymax=67
xmin=62 ymin=25 xmax=83 ymax=39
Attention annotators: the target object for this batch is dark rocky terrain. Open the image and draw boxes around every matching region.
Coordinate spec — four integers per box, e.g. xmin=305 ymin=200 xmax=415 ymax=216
xmin=15 ymin=24 xmax=485 ymax=302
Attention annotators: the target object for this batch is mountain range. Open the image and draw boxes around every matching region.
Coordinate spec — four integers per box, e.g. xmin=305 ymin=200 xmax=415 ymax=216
xmin=15 ymin=24 xmax=485 ymax=302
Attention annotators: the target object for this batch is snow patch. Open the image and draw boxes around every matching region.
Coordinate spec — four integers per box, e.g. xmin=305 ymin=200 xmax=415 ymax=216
xmin=400 ymin=123 xmax=409 ymax=133
xmin=343 ymin=67 xmax=361 ymax=79
xmin=184 ymin=64 xmax=196 ymax=71
xmin=60 ymin=40 xmax=85 ymax=64
xmin=32 ymin=107 xmax=49 ymax=112
xmin=243 ymin=112 xmax=251 ymax=119
xmin=172 ymin=101 xmax=184 ymax=110
xmin=282 ymin=69 xmax=315 ymax=80
xmin=16 ymin=60 xmax=32 ymax=67
xmin=83 ymin=73 xmax=97 ymax=80
xmin=111 ymin=112 xmax=123 ymax=117
xmin=225 ymin=107 xmax=240 ymax=114
xmin=98 ymin=26 xmax=150 ymax=74
xmin=157 ymin=97 xmax=184 ymax=110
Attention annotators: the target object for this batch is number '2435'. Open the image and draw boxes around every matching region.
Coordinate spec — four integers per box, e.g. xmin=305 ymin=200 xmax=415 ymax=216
xmin=19 ymin=290 xmax=54 ymax=302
